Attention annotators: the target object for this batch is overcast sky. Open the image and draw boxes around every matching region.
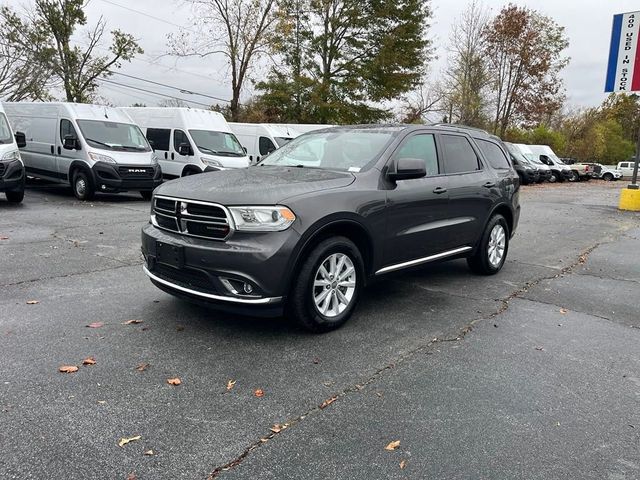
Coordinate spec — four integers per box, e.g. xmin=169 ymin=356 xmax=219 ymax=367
xmin=25 ymin=0 xmax=640 ymax=109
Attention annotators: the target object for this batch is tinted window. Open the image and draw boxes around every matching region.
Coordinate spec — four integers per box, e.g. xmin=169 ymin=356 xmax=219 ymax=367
xmin=173 ymin=129 xmax=191 ymax=152
xmin=441 ymin=135 xmax=480 ymax=173
xmin=0 ymin=114 xmax=11 ymax=143
xmin=146 ymin=128 xmax=170 ymax=151
xmin=189 ymin=130 xmax=244 ymax=156
xmin=76 ymin=120 xmax=149 ymax=152
xmin=395 ymin=134 xmax=439 ymax=175
xmin=259 ymin=136 xmax=276 ymax=156
xmin=476 ymin=139 xmax=511 ymax=170
xmin=60 ymin=119 xmax=77 ymax=142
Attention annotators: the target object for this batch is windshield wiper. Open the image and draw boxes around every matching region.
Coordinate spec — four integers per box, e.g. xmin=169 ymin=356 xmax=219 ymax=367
xmin=84 ymin=138 xmax=112 ymax=149
xmin=197 ymin=146 xmax=219 ymax=155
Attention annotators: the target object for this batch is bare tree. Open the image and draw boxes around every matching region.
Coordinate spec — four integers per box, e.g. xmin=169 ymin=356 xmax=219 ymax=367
xmin=167 ymin=0 xmax=278 ymax=121
xmin=398 ymin=83 xmax=443 ymax=124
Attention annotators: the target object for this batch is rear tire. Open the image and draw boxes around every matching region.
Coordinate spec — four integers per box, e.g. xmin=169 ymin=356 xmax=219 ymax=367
xmin=603 ymin=173 xmax=613 ymax=181
xmin=72 ymin=170 xmax=95 ymax=201
xmin=570 ymin=171 xmax=580 ymax=182
xmin=140 ymin=190 xmax=153 ymax=200
xmin=287 ymin=236 xmax=364 ymax=333
xmin=467 ymin=214 xmax=509 ymax=275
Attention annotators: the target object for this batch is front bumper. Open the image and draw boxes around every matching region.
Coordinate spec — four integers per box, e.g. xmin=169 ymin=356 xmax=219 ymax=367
xmin=141 ymin=223 xmax=300 ymax=313
xmin=0 ymin=159 xmax=25 ymax=192
xmin=91 ymin=162 xmax=162 ymax=192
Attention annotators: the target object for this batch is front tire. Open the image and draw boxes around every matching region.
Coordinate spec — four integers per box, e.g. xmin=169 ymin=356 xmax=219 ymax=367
xmin=467 ymin=214 xmax=509 ymax=275
xmin=6 ymin=189 xmax=24 ymax=203
xmin=72 ymin=170 xmax=95 ymax=201
xmin=603 ymin=173 xmax=613 ymax=181
xmin=287 ymin=236 xmax=364 ymax=333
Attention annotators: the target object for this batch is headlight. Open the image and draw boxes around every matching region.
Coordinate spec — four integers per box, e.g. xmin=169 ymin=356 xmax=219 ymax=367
xmin=229 ymin=206 xmax=296 ymax=232
xmin=1 ymin=150 xmax=20 ymax=162
xmin=88 ymin=152 xmax=116 ymax=164
xmin=201 ymin=157 xmax=222 ymax=168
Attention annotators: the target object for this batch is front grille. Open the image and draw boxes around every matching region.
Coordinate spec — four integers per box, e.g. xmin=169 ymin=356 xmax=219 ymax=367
xmin=152 ymin=196 xmax=232 ymax=241
xmin=0 ymin=163 xmax=5 ymax=177
xmin=118 ymin=166 xmax=155 ymax=178
xmin=153 ymin=263 xmax=217 ymax=294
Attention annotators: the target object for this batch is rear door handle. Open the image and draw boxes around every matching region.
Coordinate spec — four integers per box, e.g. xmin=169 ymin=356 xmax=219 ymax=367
xmin=50 ymin=145 xmax=54 ymax=154
xmin=171 ymin=152 xmax=174 ymax=160
xmin=57 ymin=146 xmax=61 ymax=155
xmin=483 ymin=181 xmax=496 ymax=188
xmin=433 ymin=186 xmax=447 ymax=194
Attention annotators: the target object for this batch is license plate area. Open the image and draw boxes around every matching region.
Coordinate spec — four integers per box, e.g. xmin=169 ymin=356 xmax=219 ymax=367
xmin=156 ymin=241 xmax=184 ymax=268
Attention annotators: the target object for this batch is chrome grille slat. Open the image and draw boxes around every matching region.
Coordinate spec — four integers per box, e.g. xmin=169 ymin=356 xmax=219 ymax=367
xmin=152 ymin=195 xmax=233 ymax=241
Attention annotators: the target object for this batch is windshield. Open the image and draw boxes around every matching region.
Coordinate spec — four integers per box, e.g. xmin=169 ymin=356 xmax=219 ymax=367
xmin=274 ymin=136 xmax=293 ymax=147
xmin=0 ymin=113 xmax=13 ymax=144
xmin=260 ymin=129 xmax=396 ymax=172
xmin=505 ymin=143 xmax=530 ymax=165
xmin=189 ymin=130 xmax=245 ymax=157
xmin=76 ymin=120 xmax=150 ymax=152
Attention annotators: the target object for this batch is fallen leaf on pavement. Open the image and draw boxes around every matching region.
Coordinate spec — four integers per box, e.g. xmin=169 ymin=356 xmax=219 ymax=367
xmin=135 ymin=363 xmax=150 ymax=372
xmin=118 ymin=435 xmax=141 ymax=448
xmin=167 ymin=377 xmax=181 ymax=386
xmin=126 ymin=474 xmax=137 ymax=480
xmin=254 ymin=389 xmax=264 ymax=398
xmin=270 ymin=423 xmax=288 ymax=433
xmin=143 ymin=449 xmax=154 ymax=456
xmin=312 ymin=358 xmax=321 ymax=364
xmin=59 ymin=365 xmax=79 ymax=373
xmin=535 ymin=346 xmax=544 ymax=351
xmin=385 ymin=440 xmax=400 ymax=451
xmin=176 ymin=325 xmax=184 ymax=331
xmin=82 ymin=357 xmax=96 ymax=366
xmin=86 ymin=322 xmax=103 ymax=328
xmin=122 ymin=319 xmax=143 ymax=325
xmin=559 ymin=308 xmax=568 ymax=314
xmin=26 ymin=300 xmax=39 ymax=305
xmin=0 ymin=235 xmax=9 ymax=240
xmin=97 ymin=400 xmax=106 ymax=404
xmin=226 ymin=379 xmax=236 ymax=391
xmin=400 ymin=460 xmax=407 ymax=469
xmin=319 ymin=396 xmax=337 ymax=409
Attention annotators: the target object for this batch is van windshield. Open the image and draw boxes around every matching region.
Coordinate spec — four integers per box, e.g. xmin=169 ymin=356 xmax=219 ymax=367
xmin=76 ymin=120 xmax=150 ymax=152
xmin=189 ymin=130 xmax=245 ymax=157
xmin=505 ymin=143 xmax=530 ymax=165
xmin=260 ymin=129 xmax=396 ymax=172
xmin=274 ymin=137 xmax=293 ymax=147
xmin=0 ymin=113 xmax=13 ymax=144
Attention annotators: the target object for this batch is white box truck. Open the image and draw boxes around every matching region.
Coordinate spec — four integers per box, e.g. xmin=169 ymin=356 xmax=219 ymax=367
xmin=3 ymin=102 xmax=162 ymax=200
xmin=123 ymin=107 xmax=249 ymax=178
xmin=228 ymin=123 xmax=303 ymax=164
xmin=0 ymin=103 xmax=27 ymax=203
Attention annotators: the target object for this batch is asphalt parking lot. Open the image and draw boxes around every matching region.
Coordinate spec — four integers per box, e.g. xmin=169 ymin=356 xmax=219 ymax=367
xmin=1 ymin=180 xmax=639 ymax=480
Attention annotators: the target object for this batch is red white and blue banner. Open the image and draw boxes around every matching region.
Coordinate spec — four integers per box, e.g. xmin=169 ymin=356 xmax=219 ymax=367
xmin=605 ymin=11 xmax=640 ymax=93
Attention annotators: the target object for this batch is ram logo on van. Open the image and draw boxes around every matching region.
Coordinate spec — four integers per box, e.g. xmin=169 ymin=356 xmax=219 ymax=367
xmin=128 ymin=168 xmax=147 ymax=173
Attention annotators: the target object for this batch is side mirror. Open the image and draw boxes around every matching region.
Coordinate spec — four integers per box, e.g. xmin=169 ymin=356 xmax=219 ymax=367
xmin=178 ymin=143 xmax=192 ymax=156
xmin=14 ymin=131 xmax=26 ymax=148
xmin=242 ymin=146 xmax=247 ymax=154
xmin=63 ymin=134 xmax=79 ymax=150
xmin=388 ymin=157 xmax=426 ymax=181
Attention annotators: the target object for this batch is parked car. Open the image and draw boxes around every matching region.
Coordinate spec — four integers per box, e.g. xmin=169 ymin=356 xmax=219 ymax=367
xmin=123 ymin=107 xmax=249 ymax=178
xmin=513 ymin=143 xmax=551 ymax=182
xmin=141 ymin=124 xmax=520 ymax=332
xmin=3 ymin=102 xmax=162 ymax=200
xmin=586 ymin=163 xmax=622 ymax=181
xmin=503 ymin=142 xmax=539 ymax=185
xmin=566 ymin=162 xmax=593 ymax=181
xmin=0 ymin=103 xmax=27 ymax=203
xmin=229 ymin=123 xmax=303 ymax=164
xmin=528 ymin=145 xmax=573 ymax=182
xmin=617 ymin=160 xmax=639 ymax=178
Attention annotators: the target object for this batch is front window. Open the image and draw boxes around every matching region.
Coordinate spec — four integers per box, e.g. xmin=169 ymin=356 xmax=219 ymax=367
xmin=189 ymin=130 xmax=245 ymax=157
xmin=0 ymin=113 xmax=13 ymax=144
xmin=76 ymin=120 xmax=150 ymax=152
xmin=260 ymin=129 xmax=397 ymax=172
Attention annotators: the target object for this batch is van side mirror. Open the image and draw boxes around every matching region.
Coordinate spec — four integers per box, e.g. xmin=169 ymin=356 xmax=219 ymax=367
xmin=63 ymin=134 xmax=80 ymax=150
xmin=388 ymin=157 xmax=427 ymax=181
xmin=539 ymin=155 xmax=551 ymax=165
xmin=178 ymin=143 xmax=192 ymax=156
xmin=14 ymin=131 xmax=26 ymax=148
xmin=242 ymin=146 xmax=247 ymax=154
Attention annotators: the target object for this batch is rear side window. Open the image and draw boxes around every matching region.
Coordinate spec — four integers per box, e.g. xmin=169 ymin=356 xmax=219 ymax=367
xmin=60 ymin=119 xmax=77 ymax=141
xmin=173 ymin=129 xmax=191 ymax=151
xmin=476 ymin=139 xmax=511 ymax=170
xmin=146 ymin=128 xmax=170 ymax=150
xmin=441 ymin=135 xmax=480 ymax=173
xmin=620 ymin=162 xmax=629 ymax=168
xmin=259 ymin=136 xmax=276 ymax=156
xmin=394 ymin=134 xmax=439 ymax=175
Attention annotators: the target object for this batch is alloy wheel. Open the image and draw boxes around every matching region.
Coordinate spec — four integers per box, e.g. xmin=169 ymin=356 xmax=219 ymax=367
xmin=313 ymin=253 xmax=356 ymax=318
xmin=487 ymin=224 xmax=506 ymax=268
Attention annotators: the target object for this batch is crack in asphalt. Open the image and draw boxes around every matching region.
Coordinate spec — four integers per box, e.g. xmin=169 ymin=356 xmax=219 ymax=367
xmin=0 ymin=262 xmax=141 ymax=288
xmin=207 ymin=240 xmax=610 ymax=478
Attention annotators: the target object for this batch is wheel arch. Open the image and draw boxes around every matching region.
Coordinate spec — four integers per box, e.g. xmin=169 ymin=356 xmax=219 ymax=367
xmin=68 ymin=160 xmax=93 ymax=186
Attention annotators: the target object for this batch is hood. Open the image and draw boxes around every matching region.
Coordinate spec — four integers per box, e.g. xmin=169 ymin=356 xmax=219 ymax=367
xmin=155 ymin=165 xmax=355 ymax=205
xmin=89 ymin=148 xmax=154 ymax=166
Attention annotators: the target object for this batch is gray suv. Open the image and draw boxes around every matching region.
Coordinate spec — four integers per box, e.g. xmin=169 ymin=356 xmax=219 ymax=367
xmin=141 ymin=125 xmax=520 ymax=332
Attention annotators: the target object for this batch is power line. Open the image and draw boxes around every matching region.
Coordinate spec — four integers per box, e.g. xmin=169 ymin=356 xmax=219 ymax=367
xmin=97 ymin=78 xmax=213 ymax=107
xmin=96 ymin=0 xmax=198 ymax=33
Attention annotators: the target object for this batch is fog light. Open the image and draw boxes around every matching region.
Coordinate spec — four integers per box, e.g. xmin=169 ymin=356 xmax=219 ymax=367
xmin=101 ymin=184 xmax=107 ymax=190
xmin=243 ymin=283 xmax=253 ymax=294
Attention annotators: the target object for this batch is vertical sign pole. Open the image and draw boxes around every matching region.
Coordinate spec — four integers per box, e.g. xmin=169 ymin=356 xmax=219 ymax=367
xmin=630 ymin=126 xmax=640 ymax=189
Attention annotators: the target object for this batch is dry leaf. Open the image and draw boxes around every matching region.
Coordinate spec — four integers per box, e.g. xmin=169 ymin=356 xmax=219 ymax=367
xmin=135 ymin=363 xmax=150 ymax=372
xmin=226 ymin=379 xmax=236 ymax=391
xmin=385 ymin=440 xmax=401 ymax=451
xmin=269 ymin=423 xmax=288 ymax=433
xmin=86 ymin=322 xmax=103 ymax=328
xmin=26 ymin=300 xmax=39 ymax=305
xmin=97 ymin=400 xmax=106 ymax=404
xmin=167 ymin=377 xmax=181 ymax=386
xmin=400 ymin=460 xmax=407 ymax=469
xmin=122 ymin=319 xmax=143 ymax=325
xmin=254 ymin=389 xmax=264 ymax=398
xmin=126 ymin=474 xmax=137 ymax=480
xmin=59 ymin=365 xmax=79 ymax=373
xmin=559 ymin=308 xmax=568 ymax=314
xmin=176 ymin=325 xmax=184 ymax=332
xmin=143 ymin=449 xmax=154 ymax=456
xmin=319 ymin=396 xmax=337 ymax=409
xmin=118 ymin=435 xmax=142 ymax=448
xmin=82 ymin=357 xmax=96 ymax=366
xmin=0 ymin=236 xmax=9 ymax=240
xmin=535 ymin=346 xmax=544 ymax=351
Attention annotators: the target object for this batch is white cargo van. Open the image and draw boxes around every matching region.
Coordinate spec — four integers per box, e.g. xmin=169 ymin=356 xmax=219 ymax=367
xmin=3 ymin=102 xmax=162 ymax=200
xmin=528 ymin=145 xmax=572 ymax=182
xmin=0 ymin=103 xmax=27 ymax=203
xmin=123 ymin=108 xmax=249 ymax=178
xmin=228 ymin=123 xmax=303 ymax=164
xmin=514 ymin=144 xmax=551 ymax=182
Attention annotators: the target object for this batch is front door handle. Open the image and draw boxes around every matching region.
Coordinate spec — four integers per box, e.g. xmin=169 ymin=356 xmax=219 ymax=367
xmin=433 ymin=186 xmax=447 ymax=194
xmin=57 ymin=146 xmax=61 ymax=155
xmin=50 ymin=145 xmax=54 ymax=154
xmin=171 ymin=152 xmax=175 ymax=160
xmin=164 ymin=152 xmax=168 ymax=160
xmin=483 ymin=181 xmax=496 ymax=188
